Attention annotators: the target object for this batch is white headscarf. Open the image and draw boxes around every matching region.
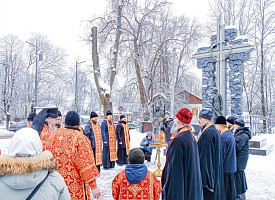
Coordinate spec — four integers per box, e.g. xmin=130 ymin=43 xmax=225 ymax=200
xmin=8 ymin=127 xmax=42 ymax=156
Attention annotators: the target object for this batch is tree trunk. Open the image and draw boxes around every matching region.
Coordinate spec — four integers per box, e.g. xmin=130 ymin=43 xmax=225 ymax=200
xmin=133 ymin=39 xmax=150 ymax=121
xmin=110 ymin=5 xmax=122 ymax=91
xmin=91 ymin=26 xmax=113 ymax=116
xmin=6 ymin=114 xmax=10 ymax=130
xmin=260 ymin=3 xmax=266 ymax=131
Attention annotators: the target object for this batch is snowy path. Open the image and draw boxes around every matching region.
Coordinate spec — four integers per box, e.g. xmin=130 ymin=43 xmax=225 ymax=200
xmin=1 ymin=129 xmax=275 ymax=200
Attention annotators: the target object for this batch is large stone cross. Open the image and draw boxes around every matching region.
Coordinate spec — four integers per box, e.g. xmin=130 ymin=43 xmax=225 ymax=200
xmin=193 ymin=13 xmax=254 ymax=116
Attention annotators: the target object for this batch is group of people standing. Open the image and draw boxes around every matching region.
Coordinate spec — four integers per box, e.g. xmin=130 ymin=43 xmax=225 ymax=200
xmin=0 ymin=106 xmax=251 ymax=200
xmin=162 ymin=108 xmax=251 ymax=200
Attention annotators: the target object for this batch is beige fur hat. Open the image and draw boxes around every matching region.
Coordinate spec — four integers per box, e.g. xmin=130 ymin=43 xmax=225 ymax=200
xmin=8 ymin=127 xmax=42 ymax=157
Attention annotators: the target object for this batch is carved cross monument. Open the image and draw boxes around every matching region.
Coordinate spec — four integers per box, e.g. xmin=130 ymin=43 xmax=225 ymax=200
xmin=193 ymin=13 xmax=254 ymax=116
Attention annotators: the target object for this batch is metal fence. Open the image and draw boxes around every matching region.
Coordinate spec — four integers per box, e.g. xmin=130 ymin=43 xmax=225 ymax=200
xmin=241 ymin=115 xmax=275 ymax=136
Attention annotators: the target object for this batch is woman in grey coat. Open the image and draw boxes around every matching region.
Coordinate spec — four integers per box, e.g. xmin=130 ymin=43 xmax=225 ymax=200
xmin=0 ymin=127 xmax=70 ymax=200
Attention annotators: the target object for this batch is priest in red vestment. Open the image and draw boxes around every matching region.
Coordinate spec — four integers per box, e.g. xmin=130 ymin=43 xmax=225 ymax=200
xmin=45 ymin=111 xmax=101 ymax=200
xmin=84 ymin=111 xmax=103 ymax=173
xmin=112 ymin=148 xmax=161 ymax=200
xmin=31 ymin=107 xmax=59 ymax=149
xmin=101 ymin=110 xmax=117 ymax=169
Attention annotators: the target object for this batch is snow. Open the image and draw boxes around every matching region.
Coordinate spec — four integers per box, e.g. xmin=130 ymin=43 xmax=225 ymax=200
xmin=152 ymin=93 xmax=167 ymax=101
xmin=235 ymin=35 xmax=248 ymax=41
xmin=225 ymin=25 xmax=237 ymax=29
xmin=1 ymin=128 xmax=275 ymax=199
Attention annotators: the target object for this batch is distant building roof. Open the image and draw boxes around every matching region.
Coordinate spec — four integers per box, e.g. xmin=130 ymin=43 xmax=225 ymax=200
xmin=177 ymin=90 xmax=202 ymax=104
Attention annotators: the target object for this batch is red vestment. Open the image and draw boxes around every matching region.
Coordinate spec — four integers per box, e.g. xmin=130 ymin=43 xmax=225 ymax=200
xmin=107 ymin=120 xmax=118 ymax=161
xmin=45 ymin=127 xmax=100 ymax=200
xmin=91 ymin=122 xmax=103 ymax=165
xmin=40 ymin=125 xmax=53 ymax=149
xmin=112 ymin=169 xmax=161 ymax=200
xmin=122 ymin=123 xmax=130 ymax=155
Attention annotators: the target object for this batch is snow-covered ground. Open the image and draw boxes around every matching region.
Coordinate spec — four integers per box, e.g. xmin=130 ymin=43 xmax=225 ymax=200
xmin=1 ymin=128 xmax=275 ymax=200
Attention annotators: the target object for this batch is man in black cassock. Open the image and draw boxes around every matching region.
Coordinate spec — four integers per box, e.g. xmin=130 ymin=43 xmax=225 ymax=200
xmin=162 ymin=108 xmax=203 ymax=200
xmin=115 ymin=115 xmax=130 ymax=165
xmin=197 ymin=109 xmax=225 ymax=200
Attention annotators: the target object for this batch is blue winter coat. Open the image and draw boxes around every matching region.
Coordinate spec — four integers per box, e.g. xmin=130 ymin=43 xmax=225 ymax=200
xmin=220 ymin=130 xmax=237 ymax=173
xmin=0 ymin=151 xmax=70 ymax=200
xmin=140 ymin=137 xmax=156 ymax=153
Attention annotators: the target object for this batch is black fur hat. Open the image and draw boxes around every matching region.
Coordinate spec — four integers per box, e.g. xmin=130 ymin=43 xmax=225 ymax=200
xmin=65 ymin=111 xmax=80 ymax=126
xmin=120 ymin=115 xmax=126 ymax=120
xmin=27 ymin=112 xmax=36 ymax=122
xmin=234 ymin=118 xmax=245 ymax=127
xmin=227 ymin=116 xmax=237 ymax=125
xmin=90 ymin=111 xmax=98 ymax=119
xmin=106 ymin=110 xmax=112 ymax=116
xmin=214 ymin=116 xmax=227 ymax=125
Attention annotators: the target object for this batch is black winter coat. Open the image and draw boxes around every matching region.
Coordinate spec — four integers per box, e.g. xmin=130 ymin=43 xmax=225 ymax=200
xmin=115 ymin=121 xmax=130 ymax=149
xmin=84 ymin=121 xmax=96 ymax=148
xmin=234 ymin=127 xmax=251 ymax=171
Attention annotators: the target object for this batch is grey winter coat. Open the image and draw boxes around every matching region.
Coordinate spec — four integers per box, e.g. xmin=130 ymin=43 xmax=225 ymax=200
xmin=0 ymin=151 xmax=70 ymax=200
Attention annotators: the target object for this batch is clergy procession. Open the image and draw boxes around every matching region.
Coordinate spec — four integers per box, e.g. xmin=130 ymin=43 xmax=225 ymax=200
xmin=0 ymin=106 xmax=251 ymax=200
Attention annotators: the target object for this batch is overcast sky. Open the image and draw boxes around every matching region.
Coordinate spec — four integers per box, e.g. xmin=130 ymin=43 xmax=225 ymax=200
xmin=0 ymin=0 xmax=211 ymax=67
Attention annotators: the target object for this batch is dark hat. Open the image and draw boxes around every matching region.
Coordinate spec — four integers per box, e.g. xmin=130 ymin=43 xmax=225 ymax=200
xmin=46 ymin=108 xmax=58 ymax=118
xmin=175 ymin=108 xmax=193 ymax=124
xmin=234 ymin=118 xmax=245 ymax=127
xmin=199 ymin=109 xmax=213 ymax=120
xmin=120 ymin=115 xmax=126 ymax=120
xmin=227 ymin=116 xmax=237 ymax=125
xmin=215 ymin=116 xmax=227 ymax=125
xmin=90 ymin=111 xmax=98 ymax=119
xmin=65 ymin=111 xmax=80 ymax=126
xmin=27 ymin=112 xmax=36 ymax=122
xmin=31 ymin=108 xmax=58 ymax=135
xmin=58 ymin=111 xmax=62 ymax=117
xmin=128 ymin=148 xmax=145 ymax=164
xmin=106 ymin=110 xmax=112 ymax=116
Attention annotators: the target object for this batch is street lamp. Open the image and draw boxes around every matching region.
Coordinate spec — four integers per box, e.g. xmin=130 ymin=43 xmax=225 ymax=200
xmin=75 ymin=60 xmax=86 ymax=113
xmin=26 ymin=40 xmax=43 ymax=107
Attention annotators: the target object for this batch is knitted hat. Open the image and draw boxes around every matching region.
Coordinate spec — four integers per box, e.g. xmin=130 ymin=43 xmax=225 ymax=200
xmin=128 ymin=148 xmax=145 ymax=164
xmin=8 ymin=127 xmax=42 ymax=156
xmin=175 ymin=108 xmax=193 ymax=124
xmin=227 ymin=116 xmax=237 ymax=125
xmin=146 ymin=131 xmax=152 ymax=137
xmin=120 ymin=115 xmax=126 ymax=120
xmin=106 ymin=110 xmax=112 ymax=116
xmin=27 ymin=112 xmax=36 ymax=122
xmin=65 ymin=111 xmax=80 ymax=126
xmin=199 ymin=109 xmax=213 ymax=120
xmin=90 ymin=111 xmax=98 ymax=119
xmin=234 ymin=118 xmax=245 ymax=127
xmin=214 ymin=116 xmax=227 ymax=125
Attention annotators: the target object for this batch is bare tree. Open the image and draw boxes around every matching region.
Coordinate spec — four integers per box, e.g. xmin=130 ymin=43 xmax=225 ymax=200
xmin=26 ymin=33 xmax=67 ymax=107
xmin=90 ymin=1 xmax=123 ymax=115
xmin=0 ymin=34 xmax=24 ymax=129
